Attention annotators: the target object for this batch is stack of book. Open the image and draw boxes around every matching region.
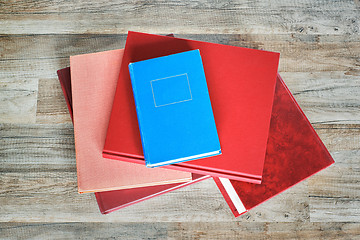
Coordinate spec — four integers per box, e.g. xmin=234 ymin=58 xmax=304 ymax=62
xmin=57 ymin=32 xmax=334 ymax=216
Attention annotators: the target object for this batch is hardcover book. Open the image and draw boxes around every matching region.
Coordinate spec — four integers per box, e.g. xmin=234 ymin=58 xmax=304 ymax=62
xmin=57 ymin=67 xmax=73 ymax=122
xmin=128 ymin=50 xmax=221 ymax=167
xmin=69 ymin=49 xmax=191 ymax=193
xmin=104 ymin=31 xmax=280 ymax=183
xmin=57 ymin=66 xmax=209 ymax=214
xmin=213 ymin=74 xmax=335 ymax=217
xmin=95 ymin=173 xmax=208 ymax=214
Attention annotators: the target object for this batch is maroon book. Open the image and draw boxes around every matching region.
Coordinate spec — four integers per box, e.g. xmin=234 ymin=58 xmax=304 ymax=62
xmin=96 ymin=173 xmax=206 ymax=214
xmin=214 ymin=74 xmax=334 ymax=217
xmin=57 ymin=67 xmax=73 ymax=122
xmin=57 ymin=66 xmax=209 ymax=214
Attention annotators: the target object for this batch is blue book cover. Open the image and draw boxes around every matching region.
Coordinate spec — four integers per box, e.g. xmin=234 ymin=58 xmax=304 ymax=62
xmin=129 ymin=49 xmax=221 ymax=168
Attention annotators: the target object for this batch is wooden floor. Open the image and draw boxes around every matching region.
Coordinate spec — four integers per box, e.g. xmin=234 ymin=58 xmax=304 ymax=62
xmin=1 ymin=1 xmax=360 ymax=239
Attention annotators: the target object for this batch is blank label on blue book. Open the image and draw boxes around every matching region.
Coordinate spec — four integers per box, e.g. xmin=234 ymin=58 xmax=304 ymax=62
xmin=151 ymin=73 xmax=192 ymax=107
xmin=129 ymin=49 xmax=221 ymax=168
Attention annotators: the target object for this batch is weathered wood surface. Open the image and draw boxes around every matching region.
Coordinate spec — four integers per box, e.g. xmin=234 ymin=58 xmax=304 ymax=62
xmin=0 ymin=1 xmax=359 ymax=35
xmin=1 ymin=222 xmax=360 ymax=240
xmin=1 ymin=0 xmax=359 ymax=239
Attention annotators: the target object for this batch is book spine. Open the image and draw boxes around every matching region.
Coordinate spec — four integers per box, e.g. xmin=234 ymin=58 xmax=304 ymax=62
xmin=57 ymin=68 xmax=74 ymax=122
xmin=94 ymin=192 xmax=106 ymax=214
xmin=128 ymin=64 xmax=149 ymax=167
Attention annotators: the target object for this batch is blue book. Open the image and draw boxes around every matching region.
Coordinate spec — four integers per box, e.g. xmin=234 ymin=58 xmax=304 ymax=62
xmin=129 ymin=49 xmax=221 ymax=167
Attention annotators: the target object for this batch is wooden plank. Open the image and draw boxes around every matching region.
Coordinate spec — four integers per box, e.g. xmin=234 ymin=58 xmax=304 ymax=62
xmin=239 ymin=181 xmax=309 ymax=223
xmin=1 ymin=123 xmax=358 ymax=222
xmin=168 ymin=222 xmax=360 ymax=239
xmin=0 ymin=222 xmax=170 ymax=240
xmin=36 ymin=78 xmax=72 ymax=124
xmin=0 ymin=35 xmax=358 ymax=124
xmin=0 ymin=1 xmax=359 ymax=35
xmin=1 ymin=0 xmax=358 ymax=14
xmin=0 ymin=58 xmax=68 ymax=80
xmin=1 ymin=124 xmax=358 ymax=169
xmin=0 ymin=172 xmax=310 ymax=222
xmin=310 ymin=197 xmax=360 ymax=222
xmin=0 ymin=124 xmax=75 ymax=171
xmin=0 ymin=124 xmax=309 ymax=222
xmin=309 ymin=150 xmax=360 ymax=198
xmin=281 ymin=72 xmax=360 ymax=125
xmin=1 ymin=34 xmax=359 ymax=74
xmin=0 ymin=121 xmax=309 ymax=223
xmin=1 ymin=222 xmax=359 ymax=239
xmin=309 ymin=150 xmax=360 ymax=222
xmin=1 ymin=34 xmax=359 ymax=78
xmin=0 ymin=123 xmax=310 ymax=222
xmin=35 ymin=70 xmax=360 ymax=124
xmin=315 ymin=127 xmax=360 ymax=151
xmin=0 ymin=78 xmax=38 ymax=124
xmin=0 ymin=34 xmax=127 ymax=60
xmin=0 ymin=123 xmax=75 ymax=172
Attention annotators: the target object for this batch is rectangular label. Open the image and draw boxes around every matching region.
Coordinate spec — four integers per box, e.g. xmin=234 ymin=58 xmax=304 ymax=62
xmin=150 ymin=73 xmax=192 ymax=107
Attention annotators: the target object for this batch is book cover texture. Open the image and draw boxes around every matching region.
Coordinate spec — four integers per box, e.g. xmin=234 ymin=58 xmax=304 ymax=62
xmin=129 ymin=50 xmax=221 ymax=167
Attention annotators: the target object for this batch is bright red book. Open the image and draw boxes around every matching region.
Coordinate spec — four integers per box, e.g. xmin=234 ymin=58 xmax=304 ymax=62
xmin=104 ymin=31 xmax=280 ymax=184
xmin=213 ymin=74 xmax=335 ymax=217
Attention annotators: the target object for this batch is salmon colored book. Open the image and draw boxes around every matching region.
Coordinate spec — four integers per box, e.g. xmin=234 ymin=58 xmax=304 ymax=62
xmin=58 ymin=66 xmax=209 ymax=213
xmin=70 ymin=49 xmax=191 ymax=193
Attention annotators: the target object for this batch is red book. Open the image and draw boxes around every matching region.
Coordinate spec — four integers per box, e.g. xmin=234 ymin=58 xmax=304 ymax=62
xmin=57 ymin=67 xmax=73 ymax=122
xmin=213 ymin=74 xmax=334 ymax=217
xmin=57 ymin=66 xmax=209 ymax=214
xmin=104 ymin=31 xmax=280 ymax=184
xmin=96 ymin=173 xmax=207 ymax=214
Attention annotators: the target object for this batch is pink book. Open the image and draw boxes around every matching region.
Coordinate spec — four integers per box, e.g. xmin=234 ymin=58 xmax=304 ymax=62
xmin=57 ymin=67 xmax=209 ymax=214
xmin=69 ymin=49 xmax=191 ymax=193
xmin=214 ymin=74 xmax=334 ymax=217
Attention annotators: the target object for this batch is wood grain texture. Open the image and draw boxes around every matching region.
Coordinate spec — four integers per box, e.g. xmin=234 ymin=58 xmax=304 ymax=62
xmin=36 ymin=78 xmax=72 ymax=124
xmin=2 ymin=34 xmax=359 ymax=125
xmin=0 ymin=124 xmax=357 ymax=222
xmin=1 ymin=0 xmax=359 ymax=238
xmin=1 ymin=34 xmax=359 ymax=73
xmin=0 ymin=78 xmax=38 ymax=124
xmin=0 ymin=172 xmax=310 ymax=222
xmin=309 ymin=150 xmax=360 ymax=222
xmin=0 ymin=1 xmax=359 ymax=35
xmin=1 ymin=222 xmax=360 ymax=240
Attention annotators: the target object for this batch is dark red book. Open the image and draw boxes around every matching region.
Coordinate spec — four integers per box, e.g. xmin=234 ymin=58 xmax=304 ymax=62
xmin=57 ymin=66 xmax=209 ymax=214
xmin=96 ymin=173 xmax=207 ymax=214
xmin=57 ymin=67 xmax=73 ymax=122
xmin=103 ymin=31 xmax=280 ymax=184
xmin=213 ymin=74 xmax=334 ymax=217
